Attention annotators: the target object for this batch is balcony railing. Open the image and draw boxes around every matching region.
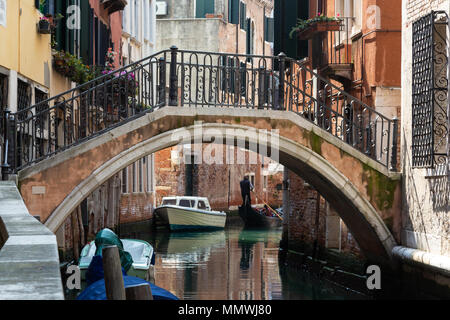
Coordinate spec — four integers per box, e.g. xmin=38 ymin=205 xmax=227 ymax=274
xmin=0 ymin=48 xmax=398 ymax=176
xmin=312 ymin=17 xmax=354 ymax=80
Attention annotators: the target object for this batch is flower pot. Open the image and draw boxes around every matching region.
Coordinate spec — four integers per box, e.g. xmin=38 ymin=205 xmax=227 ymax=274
xmin=296 ymin=20 xmax=341 ymax=40
xmin=38 ymin=20 xmax=51 ymax=34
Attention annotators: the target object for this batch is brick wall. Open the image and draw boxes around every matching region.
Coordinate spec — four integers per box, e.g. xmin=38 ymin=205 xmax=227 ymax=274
xmin=119 ymin=193 xmax=155 ymax=224
xmin=405 ymin=0 xmax=448 ymax=24
xmin=286 ymin=171 xmax=361 ymax=257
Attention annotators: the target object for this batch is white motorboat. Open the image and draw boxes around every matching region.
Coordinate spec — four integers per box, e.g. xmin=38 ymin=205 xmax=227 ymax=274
xmin=154 ymin=196 xmax=227 ymax=231
xmin=79 ymin=238 xmax=155 ymax=282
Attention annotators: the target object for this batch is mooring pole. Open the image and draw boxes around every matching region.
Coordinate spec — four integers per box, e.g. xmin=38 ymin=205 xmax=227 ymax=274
xmin=102 ymin=245 xmax=126 ymax=300
xmin=125 ymin=283 xmax=153 ymax=300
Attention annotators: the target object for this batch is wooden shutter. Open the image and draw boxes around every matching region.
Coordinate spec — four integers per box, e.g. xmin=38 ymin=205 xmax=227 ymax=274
xmin=228 ymin=0 xmax=239 ymax=24
xmin=80 ymin=1 xmax=92 ymax=65
xmin=239 ymin=2 xmax=246 ymax=30
xmin=196 ymin=0 xmax=215 ymax=18
xmin=265 ymin=17 xmax=274 ymax=43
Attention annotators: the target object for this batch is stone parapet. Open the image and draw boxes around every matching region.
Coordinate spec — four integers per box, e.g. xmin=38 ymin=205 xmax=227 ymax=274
xmin=0 ymin=181 xmax=64 ymax=300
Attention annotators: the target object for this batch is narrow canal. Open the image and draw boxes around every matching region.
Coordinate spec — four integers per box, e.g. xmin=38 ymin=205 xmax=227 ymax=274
xmin=118 ymin=221 xmax=369 ymax=300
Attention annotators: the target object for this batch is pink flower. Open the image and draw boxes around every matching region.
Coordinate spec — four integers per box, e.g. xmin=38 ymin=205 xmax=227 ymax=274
xmin=337 ymin=13 xmax=340 ymax=17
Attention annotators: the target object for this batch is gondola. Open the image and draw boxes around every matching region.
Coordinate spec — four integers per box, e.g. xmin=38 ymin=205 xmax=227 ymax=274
xmin=238 ymin=205 xmax=282 ymax=229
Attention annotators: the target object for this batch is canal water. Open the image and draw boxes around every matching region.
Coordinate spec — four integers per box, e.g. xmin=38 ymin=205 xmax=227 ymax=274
xmin=119 ymin=223 xmax=369 ymax=300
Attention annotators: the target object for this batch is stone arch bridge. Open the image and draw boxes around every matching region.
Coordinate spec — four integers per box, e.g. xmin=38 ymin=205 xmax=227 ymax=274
xmin=1 ymin=48 xmax=401 ymax=267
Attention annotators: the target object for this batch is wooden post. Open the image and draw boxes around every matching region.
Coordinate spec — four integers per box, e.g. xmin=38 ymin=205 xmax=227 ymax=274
xmin=102 ymin=245 xmax=126 ymax=300
xmin=125 ymin=284 xmax=153 ymax=300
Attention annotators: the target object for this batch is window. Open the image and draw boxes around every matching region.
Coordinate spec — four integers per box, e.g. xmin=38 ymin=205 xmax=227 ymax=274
xmin=198 ymin=201 xmax=207 ymax=210
xmin=138 ymin=158 xmax=143 ymax=193
xmin=334 ymin=0 xmax=358 ymax=42
xmin=132 ymin=162 xmax=137 ymax=193
xmin=34 ymin=88 xmax=48 ymax=154
xmin=246 ymin=19 xmax=254 ymax=57
xmin=149 ymin=0 xmax=155 ymax=43
xmin=0 ymin=74 xmax=7 ymax=113
xmin=146 ymin=155 xmax=153 ymax=193
xmin=121 ymin=167 xmax=128 ymax=194
xmin=134 ymin=0 xmax=140 ymax=40
xmin=179 ymin=199 xmax=192 ymax=207
xmin=263 ymin=175 xmax=268 ymax=190
xmin=17 ymin=80 xmax=31 ymax=120
xmin=239 ymin=1 xmax=246 ymax=30
xmin=37 ymin=0 xmax=55 ymax=15
xmin=228 ymin=0 xmax=239 ymax=24
xmin=0 ymin=0 xmax=6 ymax=27
xmin=317 ymin=0 xmax=324 ymax=15
xmin=264 ymin=16 xmax=274 ymax=43
xmin=162 ymin=199 xmax=176 ymax=205
xmin=411 ymin=11 xmax=449 ymax=168
xmin=122 ymin=5 xmax=129 ymax=34
xmin=144 ymin=0 xmax=149 ymax=40
xmin=196 ymin=0 xmax=214 ymax=18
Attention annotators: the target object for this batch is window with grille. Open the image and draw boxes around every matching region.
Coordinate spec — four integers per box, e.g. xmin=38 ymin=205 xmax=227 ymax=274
xmin=17 ymin=80 xmax=31 ymax=121
xmin=411 ymin=11 xmax=449 ymax=168
xmin=34 ymin=88 xmax=49 ymax=159
xmin=35 ymin=88 xmax=48 ymax=126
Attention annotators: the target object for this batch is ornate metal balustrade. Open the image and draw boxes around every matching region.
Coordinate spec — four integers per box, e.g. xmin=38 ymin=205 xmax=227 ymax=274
xmin=0 ymin=47 xmax=398 ymax=177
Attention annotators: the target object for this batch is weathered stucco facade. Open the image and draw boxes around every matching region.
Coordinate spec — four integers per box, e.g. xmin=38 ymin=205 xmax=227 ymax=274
xmin=156 ymin=0 xmax=273 ymax=56
xmin=401 ymin=0 xmax=449 ymax=258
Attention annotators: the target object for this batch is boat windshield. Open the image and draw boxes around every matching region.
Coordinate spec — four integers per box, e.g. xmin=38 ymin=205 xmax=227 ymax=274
xmin=162 ymin=199 xmax=177 ymax=205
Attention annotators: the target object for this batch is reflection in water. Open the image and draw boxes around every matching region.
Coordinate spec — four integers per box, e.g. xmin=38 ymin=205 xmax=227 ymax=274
xmin=120 ymin=225 xmax=367 ymax=300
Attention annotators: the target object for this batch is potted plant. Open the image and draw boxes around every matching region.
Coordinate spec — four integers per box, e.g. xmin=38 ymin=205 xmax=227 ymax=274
xmin=38 ymin=16 xmax=51 ymax=34
xmin=290 ymin=13 xmax=341 ymax=40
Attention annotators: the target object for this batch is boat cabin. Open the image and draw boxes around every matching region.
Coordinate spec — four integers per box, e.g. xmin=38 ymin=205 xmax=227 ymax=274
xmin=160 ymin=196 xmax=212 ymax=211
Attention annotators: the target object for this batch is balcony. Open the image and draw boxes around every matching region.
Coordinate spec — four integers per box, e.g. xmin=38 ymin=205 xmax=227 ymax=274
xmin=311 ymin=17 xmax=354 ymax=84
xmin=101 ymin=0 xmax=127 ymax=14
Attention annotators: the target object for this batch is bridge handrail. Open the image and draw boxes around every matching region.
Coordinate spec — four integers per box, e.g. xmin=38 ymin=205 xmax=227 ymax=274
xmin=1 ymin=47 xmax=398 ymax=175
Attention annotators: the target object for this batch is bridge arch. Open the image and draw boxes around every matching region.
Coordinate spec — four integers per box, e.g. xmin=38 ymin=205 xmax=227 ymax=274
xmin=22 ymin=108 xmax=398 ymax=267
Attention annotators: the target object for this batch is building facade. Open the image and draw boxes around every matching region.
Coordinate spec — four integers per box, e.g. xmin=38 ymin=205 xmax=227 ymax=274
xmin=155 ymin=0 xmax=274 ymax=55
xmin=278 ymin=0 xmax=403 ymax=262
xmin=401 ymin=0 xmax=449 ymax=261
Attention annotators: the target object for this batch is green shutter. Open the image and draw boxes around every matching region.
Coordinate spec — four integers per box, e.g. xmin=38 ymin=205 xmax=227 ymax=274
xmin=80 ymin=1 xmax=91 ymax=65
xmin=229 ymin=0 xmax=239 ymax=24
xmin=274 ymin=0 xmax=309 ymax=60
xmin=54 ymin=0 xmax=67 ymax=52
xmin=265 ymin=17 xmax=274 ymax=43
xmin=196 ymin=0 xmax=214 ymax=18
xmin=239 ymin=2 xmax=246 ymax=30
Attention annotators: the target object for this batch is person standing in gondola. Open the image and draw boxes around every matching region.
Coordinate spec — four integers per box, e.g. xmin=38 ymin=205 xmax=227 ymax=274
xmin=240 ymin=175 xmax=254 ymax=207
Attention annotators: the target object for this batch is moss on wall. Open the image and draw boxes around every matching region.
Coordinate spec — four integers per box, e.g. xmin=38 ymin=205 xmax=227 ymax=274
xmin=301 ymin=130 xmax=323 ymax=156
xmin=362 ymin=163 xmax=399 ymax=210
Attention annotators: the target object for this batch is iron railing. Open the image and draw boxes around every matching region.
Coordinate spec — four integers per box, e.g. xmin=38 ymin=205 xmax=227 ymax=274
xmin=412 ymin=11 xmax=449 ymax=168
xmin=0 ymin=47 xmax=398 ymax=176
xmin=312 ymin=17 xmax=354 ymax=69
